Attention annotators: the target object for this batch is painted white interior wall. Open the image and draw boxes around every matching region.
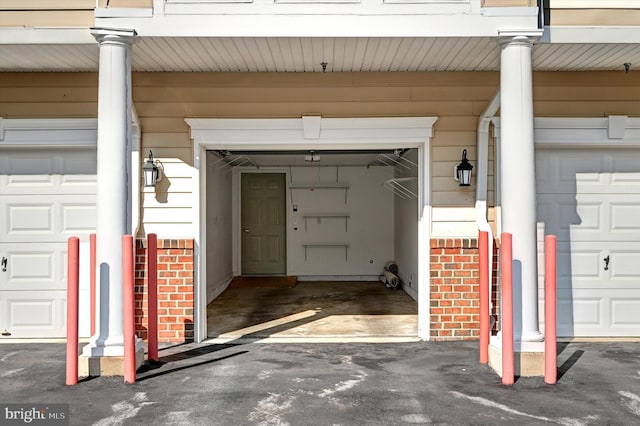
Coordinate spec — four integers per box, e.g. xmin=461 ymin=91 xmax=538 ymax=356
xmin=205 ymin=155 xmax=420 ymax=299
xmin=287 ymin=165 xmax=395 ymax=278
xmin=393 ymin=149 xmax=419 ymax=300
xmin=205 ymin=151 xmax=234 ymax=303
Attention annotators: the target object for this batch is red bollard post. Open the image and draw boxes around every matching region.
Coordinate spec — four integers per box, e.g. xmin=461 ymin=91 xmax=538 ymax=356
xmin=123 ymin=235 xmax=136 ymax=384
xmin=66 ymin=237 xmax=80 ymax=386
xmin=545 ymin=235 xmax=558 ymax=385
xmin=90 ymin=233 xmax=96 ymax=336
xmin=501 ymin=232 xmax=514 ymax=385
xmin=479 ymin=231 xmax=490 ymax=364
xmin=147 ymin=233 xmax=158 ymax=362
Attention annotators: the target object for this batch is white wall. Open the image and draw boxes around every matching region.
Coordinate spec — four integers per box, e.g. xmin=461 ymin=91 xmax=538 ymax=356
xmin=205 ymin=151 xmax=234 ymax=303
xmin=285 ymin=165 xmax=395 ymax=278
xmin=393 ymin=149 xmax=419 ymax=299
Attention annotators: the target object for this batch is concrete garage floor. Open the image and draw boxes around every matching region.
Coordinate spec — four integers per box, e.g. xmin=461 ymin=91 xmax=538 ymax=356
xmin=206 ymin=281 xmax=419 ymax=342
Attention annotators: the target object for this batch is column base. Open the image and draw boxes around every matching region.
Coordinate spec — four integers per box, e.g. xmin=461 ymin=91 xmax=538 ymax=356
xmin=488 ymin=337 xmax=545 ymax=377
xmin=79 ymin=340 xmax=145 ymax=377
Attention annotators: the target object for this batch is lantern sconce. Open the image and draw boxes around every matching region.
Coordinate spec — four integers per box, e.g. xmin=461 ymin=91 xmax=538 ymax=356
xmin=143 ymin=150 xmax=162 ymax=188
xmin=454 ymin=149 xmax=473 ymax=187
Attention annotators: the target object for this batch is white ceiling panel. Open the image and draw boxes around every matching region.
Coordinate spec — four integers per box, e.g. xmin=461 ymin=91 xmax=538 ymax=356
xmin=0 ymin=37 xmax=638 ymax=73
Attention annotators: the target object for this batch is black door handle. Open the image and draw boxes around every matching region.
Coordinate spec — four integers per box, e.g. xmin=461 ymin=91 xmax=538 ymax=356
xmin=1 ymin=257 xmax=6 ymax=272
xmin=603 ymin=255 xmax=610 ymax=271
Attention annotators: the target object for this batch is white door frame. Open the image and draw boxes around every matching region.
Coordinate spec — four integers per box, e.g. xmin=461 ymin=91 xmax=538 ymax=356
xmin=187 ymin=116 xmax=438 ymax=342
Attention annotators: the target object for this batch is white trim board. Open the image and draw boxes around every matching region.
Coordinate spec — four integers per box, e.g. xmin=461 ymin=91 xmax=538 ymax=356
xmin=186 ymin=116 xmax=438 ymax=342
xmin=493 ymin=116 xmax=640 ymax=148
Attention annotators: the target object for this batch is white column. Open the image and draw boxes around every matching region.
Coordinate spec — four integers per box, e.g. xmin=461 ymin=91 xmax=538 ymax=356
xmin=498 ymin=31 xmax=543 ymax=343
xmin=84 ymin=28 xmax=136 ymax=357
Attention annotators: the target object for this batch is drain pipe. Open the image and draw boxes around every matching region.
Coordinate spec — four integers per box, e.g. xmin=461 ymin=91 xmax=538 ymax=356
xmin=476 ymin=90 xmax=500 ymax=320
xmin=131 ymin=104 xmax=142 ymax=238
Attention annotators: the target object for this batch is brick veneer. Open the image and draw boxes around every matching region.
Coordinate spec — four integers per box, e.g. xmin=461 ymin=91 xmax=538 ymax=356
xmin=430 ymin=237 xmax=499 ymax=341
xmin=135 ymin=239 xmax=195 ymax=343
xmin=133 ymin=236 xmax=498 ymax=343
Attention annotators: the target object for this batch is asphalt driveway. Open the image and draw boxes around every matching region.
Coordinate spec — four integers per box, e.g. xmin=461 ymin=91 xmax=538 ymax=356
xmin=1 ymin=341 xmax=639 ymax=425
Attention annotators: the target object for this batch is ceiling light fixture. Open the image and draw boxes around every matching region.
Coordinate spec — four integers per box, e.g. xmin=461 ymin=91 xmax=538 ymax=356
xmin=304 ymin=151 xmax=320 ymax=162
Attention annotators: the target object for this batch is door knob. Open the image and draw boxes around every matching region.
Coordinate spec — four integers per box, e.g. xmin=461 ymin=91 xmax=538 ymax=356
xmin=243 ymin=228 xmax=250 ymax=233
xmin=1 ymin=257 xmax=6 ymax=272
xmin=603 ymin=255 xmax=610 ymax=271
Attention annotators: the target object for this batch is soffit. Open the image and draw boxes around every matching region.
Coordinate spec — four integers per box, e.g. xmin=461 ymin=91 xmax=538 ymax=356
xmin=1 ymin=37 xmax=639 ymax=72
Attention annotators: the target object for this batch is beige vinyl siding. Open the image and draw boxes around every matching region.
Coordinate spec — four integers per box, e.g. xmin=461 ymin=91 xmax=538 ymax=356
xmin=533 ymin=72 xmax=640 ymax=117
xmin=0 ymin=73 xmax=98 ymax=117
xmin=1 ymin=71 xmax=638 ymax=238
xmin=551 ymin=9 xmax=640 ymax=26
xmin=0 ymin=11 xmax=94 ymax=27
xmin=0 ymin=0 xmax=95 ymax=27
xmin=132 ymin=71 xmax=499 ymax=238
xmin=0 ymin=0 xmax=94 ymax=9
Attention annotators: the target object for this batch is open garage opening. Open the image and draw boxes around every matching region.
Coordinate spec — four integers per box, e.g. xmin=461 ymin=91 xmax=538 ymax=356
xmin=187 ymin=116 xmax=437 ymax=342
xmin=203 ymin=148 xmax=422 ymax=342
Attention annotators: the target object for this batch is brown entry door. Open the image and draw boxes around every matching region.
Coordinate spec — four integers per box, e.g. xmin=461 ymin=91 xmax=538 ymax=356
xmin=241 ymin=173 xmax=287 ymax=275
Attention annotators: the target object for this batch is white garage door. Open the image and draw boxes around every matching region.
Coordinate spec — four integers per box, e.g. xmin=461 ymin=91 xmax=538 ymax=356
xmin=0 ymin=149 xmax=96 ymax=338
xmin=536 ymin=148 xmax=640 ymax=337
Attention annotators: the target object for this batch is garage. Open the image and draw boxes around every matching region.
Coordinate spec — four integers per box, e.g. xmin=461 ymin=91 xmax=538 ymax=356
xmin=536 ymin=147 xmax=640 ymax=337
xmin=0 ymin=120 xmax=97 ymax=338
xmin=188 ymin=117 xmax=435 ymax=341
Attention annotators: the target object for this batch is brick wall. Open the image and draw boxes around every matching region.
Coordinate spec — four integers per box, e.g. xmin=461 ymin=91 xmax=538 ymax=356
xmin=430 ymin=237 xmax=499 ymax=341
xmin=135 ymin=238 xmax=195 ymax=343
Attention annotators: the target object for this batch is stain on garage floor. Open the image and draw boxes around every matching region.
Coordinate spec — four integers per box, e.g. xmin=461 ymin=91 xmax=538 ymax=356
xmin=206 ymin=281 xmax=418 ymax=342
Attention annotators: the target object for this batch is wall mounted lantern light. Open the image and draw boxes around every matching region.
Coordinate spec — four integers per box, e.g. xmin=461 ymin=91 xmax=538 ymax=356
xmin=455 ymin=149 xmax=473 ymax=186
xmin=143 ymin=150 xmax=162 ymax=188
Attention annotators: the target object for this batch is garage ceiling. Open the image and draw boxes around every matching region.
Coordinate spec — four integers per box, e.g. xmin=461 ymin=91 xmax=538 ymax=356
xmin=211 ymin=148 xmax=418 ymax=168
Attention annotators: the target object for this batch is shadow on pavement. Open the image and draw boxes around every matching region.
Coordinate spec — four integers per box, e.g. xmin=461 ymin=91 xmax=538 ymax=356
xmin=557 ymin=349 xmax=585 ymax=381
xmin=136 ymin=344 xmax=248 ymax=382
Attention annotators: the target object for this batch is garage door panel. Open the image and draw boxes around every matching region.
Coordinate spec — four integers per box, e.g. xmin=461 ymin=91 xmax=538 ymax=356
xmin=609 ymin=249 xmax=640 ymax=280
xmin=553 ymin=242 xmax=639 ymax=289
xmin=537 ymin=149 xmax=640 ymax=194
xmin=0 ymin=175 xmax=96 ymax=195
xmin=61 ymin=174 xmax=97 ymax=186
xmin=2 ymin=174 xmax=56 ymax=188
xmin=0 ymin=244 xmax=65 ymax=291
xmin=1 ymin=195 xmax=96 ymax=242
xmin=1 ymin=144 xmax=96 ymax=338
xmin=0 ymin=291 xmax=65 ymax=338
xmin=541 ymin=289 xmax=640 ymax=337
xmin=62 ymin=203 xmax=97 ymax=234
xmin=556 ymin=246 xmax=604 ymax=282
xmin=558 ymin=292 xmax=603 ymax=328
xmin=537 ymin=153 xmax=608 ymax=194
xmin=537 ymin=196 xmax=601 ymax=240
xmin=610 ymin=203 xmax=640 ymax=232
xmin=7 ymin=203 xmax=55 ymax=235
xmin=537 ymin=148 xmax=640 ymax=337
xmin=610 ymin=156 xmax=640 ymax=184
xmin=611 ymin=299 xmax=640 ymax=327
xmin=538 ymin=196 xmax=640 ymax=242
